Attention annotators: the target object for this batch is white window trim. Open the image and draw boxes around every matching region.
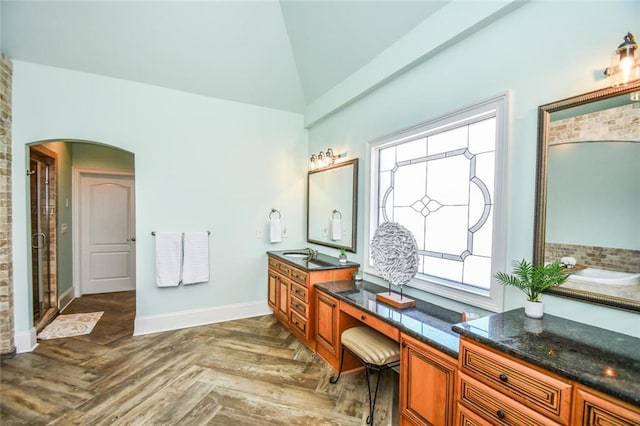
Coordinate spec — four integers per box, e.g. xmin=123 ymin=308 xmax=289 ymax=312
xmin=364 ymin=93 xmax=509 ymax=312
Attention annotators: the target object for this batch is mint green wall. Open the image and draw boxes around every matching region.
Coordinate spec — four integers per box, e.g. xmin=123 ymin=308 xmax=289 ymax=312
xmin=11 ymin=62 xmax=307 ymax=335
xmin=306 ymin=2 xmax=640 ymax=336
xmin=10 ymin=2 xmax=639 ymax=339
xmin=546 ymin=142 xmax=640 ymax=250
xmin=71 ymin=142 xmax=134 ymax=171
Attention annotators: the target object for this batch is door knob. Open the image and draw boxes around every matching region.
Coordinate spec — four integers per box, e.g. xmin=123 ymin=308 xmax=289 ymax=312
xmin=127 ymin=237 xmax=136 ymax=242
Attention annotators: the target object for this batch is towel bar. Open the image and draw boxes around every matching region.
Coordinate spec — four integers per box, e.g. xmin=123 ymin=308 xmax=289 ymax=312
xmin=151 ymin=231 xmax=210 ymax=236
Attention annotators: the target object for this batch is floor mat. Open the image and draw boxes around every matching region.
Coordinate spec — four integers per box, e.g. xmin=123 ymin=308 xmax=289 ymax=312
xmin=37 ymin=311 xmax=104 ymax=340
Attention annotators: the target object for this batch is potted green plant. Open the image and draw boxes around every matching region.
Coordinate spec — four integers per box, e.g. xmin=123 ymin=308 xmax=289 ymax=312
xmin=338 ymin=248 xmax=347 ymax=263
xmin=494 ymin=259 xmax=570 ymax=318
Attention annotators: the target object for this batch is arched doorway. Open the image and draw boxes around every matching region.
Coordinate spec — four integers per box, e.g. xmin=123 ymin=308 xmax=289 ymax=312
xmin=27 ymin=140 xmax=135 ymax=332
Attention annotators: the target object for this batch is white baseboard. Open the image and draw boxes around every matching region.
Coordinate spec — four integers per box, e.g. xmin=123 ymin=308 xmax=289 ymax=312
xmin=15 ymin=328 xmax=38 ymax=353
xmin=59 ymin=286 xmax=75 ymax=312
xmin=133 ymin=301 xmax=272 ymax=336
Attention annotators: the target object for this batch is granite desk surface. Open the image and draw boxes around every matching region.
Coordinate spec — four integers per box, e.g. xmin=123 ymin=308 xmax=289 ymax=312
xmin=315 ymin=280 xmax=462 ymax=358
xmin=315 ymin=280 xmax=640 ymax=407
xmin=454 ymin=308 xmax=640 ymax=407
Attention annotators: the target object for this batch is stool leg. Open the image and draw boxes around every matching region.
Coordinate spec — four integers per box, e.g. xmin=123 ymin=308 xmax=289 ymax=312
xmin=329 ymin=345 xmax=346 ymax=384
xmin=364 ymin=366 xmax=382 ymax=425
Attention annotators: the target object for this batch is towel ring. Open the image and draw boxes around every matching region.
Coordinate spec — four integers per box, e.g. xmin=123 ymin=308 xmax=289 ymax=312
xmin=269 ymin=208 xmax=281 ymax=220
xmin=332 ymin=209 xmax=342 ymax=219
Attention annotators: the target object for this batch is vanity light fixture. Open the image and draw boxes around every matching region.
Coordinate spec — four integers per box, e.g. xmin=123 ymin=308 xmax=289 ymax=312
xmin=309 ymin=148 xmax=338 ymax=170
xmin=604 ymin=32 xmax=639 ymax=86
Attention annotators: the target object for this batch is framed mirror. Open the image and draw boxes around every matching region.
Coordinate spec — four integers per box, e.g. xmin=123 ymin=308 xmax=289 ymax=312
xmin=534 ymin=80 xmax=640 ymax=311
xmin=307 ymin=159 xmax=358 ymax=252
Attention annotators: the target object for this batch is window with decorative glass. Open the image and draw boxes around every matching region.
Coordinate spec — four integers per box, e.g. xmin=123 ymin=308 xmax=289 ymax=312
xmin=367 ymin=95 xmax=508 ymax=310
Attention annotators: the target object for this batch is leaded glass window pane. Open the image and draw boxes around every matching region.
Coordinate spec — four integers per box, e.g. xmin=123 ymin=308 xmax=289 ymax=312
xmin=373 ymin=114 xmax=497 ymax=291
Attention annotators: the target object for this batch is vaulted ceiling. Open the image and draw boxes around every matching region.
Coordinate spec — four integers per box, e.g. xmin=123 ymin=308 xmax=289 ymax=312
xmin=1 ymin=0 xmax=450 ymax=113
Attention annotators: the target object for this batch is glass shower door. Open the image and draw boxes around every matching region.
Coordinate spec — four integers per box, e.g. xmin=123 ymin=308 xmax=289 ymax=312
xmin=30 ymin=154 xmax=53 ymax=324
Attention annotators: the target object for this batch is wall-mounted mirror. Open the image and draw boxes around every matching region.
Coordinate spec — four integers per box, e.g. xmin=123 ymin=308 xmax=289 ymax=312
xmin=534 ymin=80 xmax=640 ymax=311
xmin=308 ymin=159 xmax=358 ymax=252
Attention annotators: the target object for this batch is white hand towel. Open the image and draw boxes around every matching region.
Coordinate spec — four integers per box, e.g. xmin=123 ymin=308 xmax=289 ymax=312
xmin=331 ymin=218 xmax=342 ymax=241
xmin=182 ymin=232 xmax=210 ymax=285
xmin=155 ymin=232 xmax=182 ymax=287
xmin=269 ymin=218 xmax=282 ymax=243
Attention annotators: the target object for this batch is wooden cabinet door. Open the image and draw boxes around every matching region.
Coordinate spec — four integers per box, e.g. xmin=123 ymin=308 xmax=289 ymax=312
xmin=315 ymin=292 xmax=339 ymax=355
xmin=267 ymin=270 xmax=278 ymax=309
xmin=277 ymin=277 xmax=289 ymax=320
xmin=400 ymin=333 xmax=457 ymax=426
xmin=573 ymin=386 xmax=640 ymax=426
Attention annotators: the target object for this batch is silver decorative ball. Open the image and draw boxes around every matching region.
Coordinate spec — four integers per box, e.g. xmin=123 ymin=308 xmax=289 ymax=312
xmin=371 ymin=221 xmax=419 ymax=287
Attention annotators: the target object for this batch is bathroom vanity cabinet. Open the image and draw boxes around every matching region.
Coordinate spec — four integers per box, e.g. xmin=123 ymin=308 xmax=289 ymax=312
xmin=400 ymin=332 xmax=457 ymax=426
xmin=453 ymin=312 xmax=640 ymax=426
xmin=456 ymin=336 xmax=640 ymax=425
xmin=268 ymin=258 xmax=640 ymax=426
xmin=267 ymin=253 xmax=358 ymax=349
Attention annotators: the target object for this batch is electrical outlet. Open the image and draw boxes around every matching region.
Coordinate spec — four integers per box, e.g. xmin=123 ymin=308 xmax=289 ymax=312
xmin=256 ymin=228 xmax=263 ymax=239
xmin=322 ymin=227 xmax=328 ymax=236
xmin=282 ymin=226 xmax=288 ymax=238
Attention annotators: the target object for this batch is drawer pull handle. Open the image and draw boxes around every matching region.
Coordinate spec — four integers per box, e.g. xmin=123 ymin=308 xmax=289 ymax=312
xmin=402 ymin=341 xmax=407 ymax=348
xmin=496 ymin=410 xmax=506 ymax=420
xmin=360 ymin=315 xmax=366 ymax=320
xmin=499 ymin=373 xmax=508 ymax=383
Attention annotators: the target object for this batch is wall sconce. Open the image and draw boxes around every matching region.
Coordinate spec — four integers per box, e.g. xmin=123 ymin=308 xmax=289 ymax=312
xmin=604 ymin=32 xmax=639 ymax=86
xmin=309 ymin=148 xmax=338 ymax=170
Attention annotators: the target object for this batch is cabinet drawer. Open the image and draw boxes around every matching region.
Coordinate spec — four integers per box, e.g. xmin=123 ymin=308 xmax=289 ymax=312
xmin=290 ymin=310 xmax=307 ymax=335
xmin=278 ymin=262 xmax=291 ymax=275
xmin=458 ymin=371 xmax=562 ymax=426
xmin=455 ymin=402 xmax=491 ymax=426
xmin=340 ymin=302 xmax=399 ymax=341
xmin=290 ymin=281 xmax=308 ymax=303
xmin=290 ymin=268 xmax=308 ymax=285
xmin=459 ymin=338 xmax=572 ymax=424
xmin=268 ymin=257 xmax=279 ymax=269
xmin=290 ymin=297 xmax=308 ymax=317
xmin=574 ymin=386 xmax=640 ymax=426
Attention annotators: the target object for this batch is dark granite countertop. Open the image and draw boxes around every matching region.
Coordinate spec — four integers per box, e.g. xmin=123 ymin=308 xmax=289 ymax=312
xmin=315 ymin=280 xmax=461 ymax=358
xmin=453 ymin=309 xmax=640 ymax=407
xmin=268 ymin=250 xmax=360 ymax=271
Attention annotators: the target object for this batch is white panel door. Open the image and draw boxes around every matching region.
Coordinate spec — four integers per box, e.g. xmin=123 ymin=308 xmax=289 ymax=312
xmin=80 ymin=173 xmax=135 ymax=294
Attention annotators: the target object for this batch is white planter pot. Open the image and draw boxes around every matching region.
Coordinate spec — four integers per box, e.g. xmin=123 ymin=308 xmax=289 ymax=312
xmin=524 ymin=300 xmax=544 ymax=319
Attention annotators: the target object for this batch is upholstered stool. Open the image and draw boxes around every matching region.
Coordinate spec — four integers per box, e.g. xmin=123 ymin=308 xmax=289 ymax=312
xmin=329 ymin=326 xmax=400 ymax=425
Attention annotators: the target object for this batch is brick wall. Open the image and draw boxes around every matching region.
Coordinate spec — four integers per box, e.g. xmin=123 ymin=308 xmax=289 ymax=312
xmin=549 ymin=102 xmax=640 ymax=145
xmin=545 ymin=242 xmax=640 ymax=273
xmin=0 ymin=52 xmax=14 ymax=356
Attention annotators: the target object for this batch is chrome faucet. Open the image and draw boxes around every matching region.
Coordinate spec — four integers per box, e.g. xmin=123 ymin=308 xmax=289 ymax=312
xmin=304 ymin=247 xmax=318 ymax=258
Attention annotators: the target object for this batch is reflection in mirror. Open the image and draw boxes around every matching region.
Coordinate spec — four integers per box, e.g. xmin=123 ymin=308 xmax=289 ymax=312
xmin=307 ymin=159 xmax=358 ymax=252
xmin=534 ymin=80 xmax=640 ymax=311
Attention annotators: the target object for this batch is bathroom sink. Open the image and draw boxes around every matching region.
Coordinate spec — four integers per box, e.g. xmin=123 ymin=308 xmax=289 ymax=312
xmin=282 ymin=252 xmax=309 ymax=258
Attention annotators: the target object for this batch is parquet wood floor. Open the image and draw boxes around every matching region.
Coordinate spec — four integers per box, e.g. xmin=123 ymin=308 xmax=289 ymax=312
xmin=0 ymin=291 xmax=398 ymax=425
